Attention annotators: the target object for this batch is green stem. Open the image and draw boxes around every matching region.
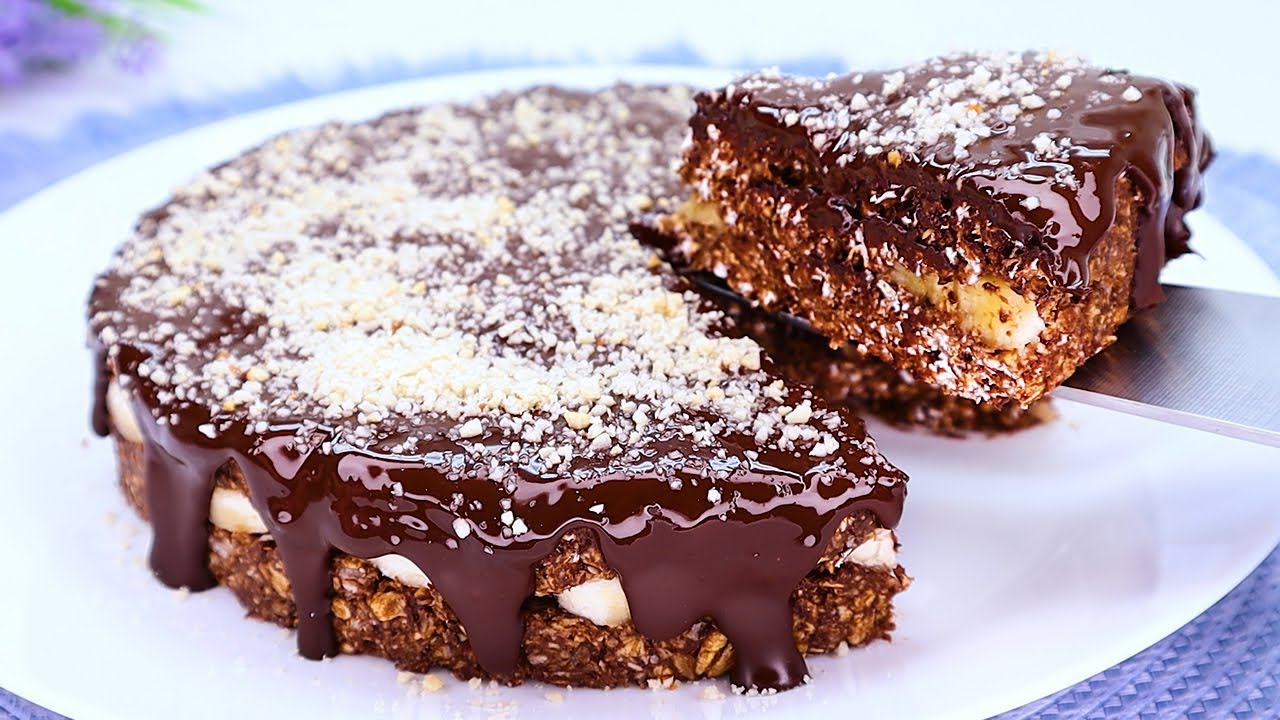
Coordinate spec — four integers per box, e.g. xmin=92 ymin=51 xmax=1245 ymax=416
xmin=46 ymin=0 xmax=206 ymax=39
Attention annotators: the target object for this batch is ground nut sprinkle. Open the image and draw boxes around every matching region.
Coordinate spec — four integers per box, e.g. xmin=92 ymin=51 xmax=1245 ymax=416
xmin=731 ymin=51 xmax=1115 ymax=167
xmin=89 ymin=85 xmax=875 ymax=469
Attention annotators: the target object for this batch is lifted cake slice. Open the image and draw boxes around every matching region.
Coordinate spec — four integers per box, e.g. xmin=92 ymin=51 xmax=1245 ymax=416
xmin=662 ymin=51 xmax=1212 ymax=406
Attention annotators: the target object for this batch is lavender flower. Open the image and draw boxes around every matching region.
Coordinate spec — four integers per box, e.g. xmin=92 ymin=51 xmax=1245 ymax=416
xmin=0 ymin=0 xmax=195 ymax=86
xmin=113 ymin=30 xmax=157 ymax=73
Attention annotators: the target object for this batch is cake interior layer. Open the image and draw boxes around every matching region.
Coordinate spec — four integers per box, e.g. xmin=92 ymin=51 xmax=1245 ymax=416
xmin=690 ymin=279 xmax=1054 ymax=434
xmin=113 ymin=435 xmax=907 ymax=689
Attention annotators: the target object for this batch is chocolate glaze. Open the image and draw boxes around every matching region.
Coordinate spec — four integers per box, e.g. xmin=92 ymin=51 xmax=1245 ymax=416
xmin=90 ymin=345 xmax=110 ymax=438
xmin=88 ymin=86 xmax=907 ymax=691
xmin=703 ymin=54 xmax=1212 ymax=309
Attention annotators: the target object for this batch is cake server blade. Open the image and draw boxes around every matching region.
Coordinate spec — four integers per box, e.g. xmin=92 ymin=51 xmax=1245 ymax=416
xmin=1057 ymin=283 xmax=1280 ymax=448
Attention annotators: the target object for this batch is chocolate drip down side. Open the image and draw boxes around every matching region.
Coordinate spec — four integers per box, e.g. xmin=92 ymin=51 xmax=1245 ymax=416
xmin=90 ymin=344 xmax=111 ymax=438
xmin=101 ymin=348 xmax=904 ymax=690
xmin=959 ymin=78 xmax=1210 ymax=309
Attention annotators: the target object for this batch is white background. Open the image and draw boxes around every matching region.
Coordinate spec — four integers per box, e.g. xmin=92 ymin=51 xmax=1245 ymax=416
xmin=1 ymin=0 xmax=1278 ymax=158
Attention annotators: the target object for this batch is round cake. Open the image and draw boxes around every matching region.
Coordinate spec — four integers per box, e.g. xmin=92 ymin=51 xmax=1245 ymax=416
xmin=87 ymin=84 xmax=909 ymax=692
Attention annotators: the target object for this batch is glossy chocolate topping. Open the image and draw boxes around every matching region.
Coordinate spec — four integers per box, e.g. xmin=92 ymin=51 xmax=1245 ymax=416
xmin=699 ymin=52 xmax=1212 ymax=308
xmin=87 ymin=85 xmax=906 ymax=691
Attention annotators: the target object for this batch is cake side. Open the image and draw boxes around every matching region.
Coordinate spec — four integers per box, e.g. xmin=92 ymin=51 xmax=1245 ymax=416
xmin=663 ymin=52 xmax=1212 ymax=406
xmin=112 ymin=434 xmax=907 ymax=688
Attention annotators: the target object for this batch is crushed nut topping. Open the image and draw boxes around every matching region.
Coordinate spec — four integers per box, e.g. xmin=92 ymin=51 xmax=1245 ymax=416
xmin=92 ymin=86 xmax=870 ymax=481
xmin=728 ymin=51 xmax=1143 ymax=170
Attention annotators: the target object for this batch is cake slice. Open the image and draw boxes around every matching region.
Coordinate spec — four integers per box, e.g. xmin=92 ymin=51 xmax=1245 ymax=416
xmin=660 ymin=51 xmax=1212 ymax=406
xmin=87 ymin=85 xmax=908 ymax=693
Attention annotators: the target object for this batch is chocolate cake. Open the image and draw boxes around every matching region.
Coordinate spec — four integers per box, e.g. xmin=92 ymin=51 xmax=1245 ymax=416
xmin=660 ymin=51 xmax=1213 ymax=406
xmin=87 ymin=85 xmax=909 ymax=693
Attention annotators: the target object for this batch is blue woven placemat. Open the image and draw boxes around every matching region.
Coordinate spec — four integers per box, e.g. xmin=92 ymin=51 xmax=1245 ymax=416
xmin=1 ymin=55 xmax=1276 ymax=720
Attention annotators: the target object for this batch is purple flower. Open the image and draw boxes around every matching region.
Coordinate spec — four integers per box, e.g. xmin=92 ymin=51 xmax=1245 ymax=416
xmin=0 ymin=49 xmax=20 ymax=86
xmin=114 ymin=30 xmax=157 ymax=74
xmin=0 ymin=0 xmax=173 ymax=87
xmin=23 ymin=16 xmax=103 ymax=67
xmin=0 ymin=0 xmax=36 ymax=37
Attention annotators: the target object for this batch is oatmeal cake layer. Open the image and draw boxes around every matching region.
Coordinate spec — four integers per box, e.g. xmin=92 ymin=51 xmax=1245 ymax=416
xmin=87 ymin=85 xmax=908 ymax=692
xmin=661 ymin=51 xmax=1212 ymax=406
xmin=694 ymin=280 xmax=1052 ymax=434
xmin=112 ymin=435 xmax=907 ymax=688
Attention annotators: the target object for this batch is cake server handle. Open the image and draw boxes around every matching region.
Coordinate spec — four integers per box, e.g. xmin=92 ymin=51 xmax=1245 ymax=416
xmin=1057 ymin=283 xmax=1280 ymax=448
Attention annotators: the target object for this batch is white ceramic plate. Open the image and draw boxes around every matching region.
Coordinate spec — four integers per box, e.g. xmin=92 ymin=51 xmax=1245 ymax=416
xmin=1 ymin=66 xmax=1278 ymax=720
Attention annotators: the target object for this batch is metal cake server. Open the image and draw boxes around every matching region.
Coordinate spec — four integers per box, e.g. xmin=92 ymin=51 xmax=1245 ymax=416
xmin=692 ymin=275 xmax=1280 ymax=448
xmin=1057 ymin=283 xmax=1280 ymax=448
